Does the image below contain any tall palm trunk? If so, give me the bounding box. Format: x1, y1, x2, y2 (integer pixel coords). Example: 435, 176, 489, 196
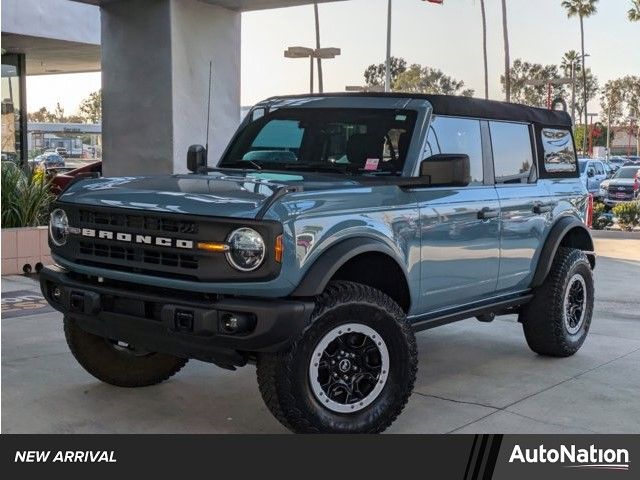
501, 0, 511, 102
314, 3, 323, 93
480, 0, 488, 99
580, 15, 588, 153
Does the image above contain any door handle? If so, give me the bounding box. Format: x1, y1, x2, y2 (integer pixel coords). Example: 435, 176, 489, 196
477, 207, 499, 220
532, 202, 553, 214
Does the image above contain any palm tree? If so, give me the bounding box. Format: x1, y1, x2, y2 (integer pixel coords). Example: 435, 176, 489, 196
562, 0, 598, 153
480, 0, 489, 99
501, 0, 511, 102
629, 0, 640, 21
561, 50, 581, 124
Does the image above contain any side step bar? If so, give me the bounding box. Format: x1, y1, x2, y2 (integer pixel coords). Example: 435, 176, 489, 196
410, 294, 534, 332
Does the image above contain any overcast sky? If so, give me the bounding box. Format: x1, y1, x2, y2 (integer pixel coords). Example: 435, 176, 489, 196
27, 0, 639, 116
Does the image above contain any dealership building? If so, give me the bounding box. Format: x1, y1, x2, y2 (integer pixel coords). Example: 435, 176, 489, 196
2, 0, 343, 174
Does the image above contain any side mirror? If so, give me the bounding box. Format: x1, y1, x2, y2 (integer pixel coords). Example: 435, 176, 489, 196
420, 154, 471, 187
187, 144, 207, 173
587, 168, 595, 178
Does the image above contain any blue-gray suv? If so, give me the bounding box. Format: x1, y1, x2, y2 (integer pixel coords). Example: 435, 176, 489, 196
41, 93, 596, 433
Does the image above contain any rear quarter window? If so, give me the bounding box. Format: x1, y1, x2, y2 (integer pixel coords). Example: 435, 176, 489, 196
539, 127, 578, 177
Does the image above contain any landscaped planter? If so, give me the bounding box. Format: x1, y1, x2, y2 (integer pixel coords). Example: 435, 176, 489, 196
1, 227, 52, 275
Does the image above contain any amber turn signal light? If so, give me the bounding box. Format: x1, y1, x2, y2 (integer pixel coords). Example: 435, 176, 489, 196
197, 242, 230, 253
275, 235, 284, 263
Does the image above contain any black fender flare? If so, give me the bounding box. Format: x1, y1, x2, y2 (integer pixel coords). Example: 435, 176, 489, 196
530, 216, 595, 288
291, 237, 408, 297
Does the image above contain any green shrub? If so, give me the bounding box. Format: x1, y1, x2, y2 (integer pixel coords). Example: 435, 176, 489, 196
1, 162, 54, 229
612, 200, 640, 231
592, 202, 608, 230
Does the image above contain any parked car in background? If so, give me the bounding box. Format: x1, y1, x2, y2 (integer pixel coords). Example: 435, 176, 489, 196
579, 159, 608, 199
50, 161, 102, 195
45, 147, 68, 157
601, 165, 640, 207
609, 156, 628, 168
30, 152, 65, 169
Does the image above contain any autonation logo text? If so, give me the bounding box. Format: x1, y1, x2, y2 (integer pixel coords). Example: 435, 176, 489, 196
509, 444, 630, 471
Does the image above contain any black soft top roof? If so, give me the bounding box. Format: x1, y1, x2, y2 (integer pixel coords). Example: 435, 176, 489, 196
267, 92, 573, 128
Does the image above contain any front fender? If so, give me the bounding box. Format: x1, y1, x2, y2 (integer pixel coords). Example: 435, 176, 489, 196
291, 237, 408, 297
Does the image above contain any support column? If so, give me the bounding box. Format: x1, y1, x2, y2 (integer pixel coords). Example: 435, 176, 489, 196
101, 0, 240, 176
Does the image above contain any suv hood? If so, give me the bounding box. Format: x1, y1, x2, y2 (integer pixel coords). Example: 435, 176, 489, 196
602, 178, 636, 189
58, 171, 364, 219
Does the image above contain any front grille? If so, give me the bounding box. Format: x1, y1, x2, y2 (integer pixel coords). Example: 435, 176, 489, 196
79, 209, 199, 235
54, 203, 282, 283
607, 186, 634, 194
79, 241, 198, 270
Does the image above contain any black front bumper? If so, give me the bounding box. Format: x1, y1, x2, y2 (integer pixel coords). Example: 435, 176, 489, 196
40, 265, 314, 368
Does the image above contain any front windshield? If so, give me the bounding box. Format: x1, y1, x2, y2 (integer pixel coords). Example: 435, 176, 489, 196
614, 167, 640, 179
220, 108, 418, 175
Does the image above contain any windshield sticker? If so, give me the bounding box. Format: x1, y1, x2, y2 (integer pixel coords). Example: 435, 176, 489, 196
364, 158, 379, 171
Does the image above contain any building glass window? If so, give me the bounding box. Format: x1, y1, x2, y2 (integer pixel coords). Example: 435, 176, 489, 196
1, 54, 26, 164
490, 121, 535, 184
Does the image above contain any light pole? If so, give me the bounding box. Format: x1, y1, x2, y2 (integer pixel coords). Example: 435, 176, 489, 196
587, 112, 598, 157
384, 1, 444, 93
385, 0, 392, 92
313, 3, 323, 93
284, 46, 341, 94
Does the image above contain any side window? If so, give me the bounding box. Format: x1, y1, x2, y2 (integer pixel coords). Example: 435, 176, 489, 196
424, 116, 483, 185
489, 121, 535, 184
541, 128, 577, 173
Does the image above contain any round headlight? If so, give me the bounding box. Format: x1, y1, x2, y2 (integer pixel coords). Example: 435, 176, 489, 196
225, 228, 265, 272
49, 209, 69, 246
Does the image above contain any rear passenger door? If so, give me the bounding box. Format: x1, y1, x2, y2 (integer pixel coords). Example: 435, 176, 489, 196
488, 120, 551, 293
415, 116, 501, 312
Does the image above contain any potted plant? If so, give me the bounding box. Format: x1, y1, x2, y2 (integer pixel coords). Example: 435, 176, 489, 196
1, 162, 55, 275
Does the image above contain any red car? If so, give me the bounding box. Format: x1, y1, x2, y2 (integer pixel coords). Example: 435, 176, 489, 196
51, 161, 102, 195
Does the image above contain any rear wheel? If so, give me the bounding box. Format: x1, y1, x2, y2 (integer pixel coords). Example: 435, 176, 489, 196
64, 318, 188, 387
520, 248, 594, 357
257, 281, 417, 433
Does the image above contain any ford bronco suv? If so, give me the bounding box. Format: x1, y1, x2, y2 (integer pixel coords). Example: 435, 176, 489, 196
41, 93, 595, 434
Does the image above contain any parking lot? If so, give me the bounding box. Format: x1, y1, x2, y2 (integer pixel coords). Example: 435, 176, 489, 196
2, 234, 639, 434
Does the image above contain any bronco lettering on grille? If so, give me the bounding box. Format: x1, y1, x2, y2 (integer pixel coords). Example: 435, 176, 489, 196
78, 228, 194, 250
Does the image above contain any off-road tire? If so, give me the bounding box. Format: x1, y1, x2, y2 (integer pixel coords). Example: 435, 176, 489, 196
64, 317, 188, 387
520, 248, 594, 357
256, 281, 418, 434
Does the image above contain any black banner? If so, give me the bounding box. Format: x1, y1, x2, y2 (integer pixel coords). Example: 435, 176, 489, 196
1, 435, 637, 478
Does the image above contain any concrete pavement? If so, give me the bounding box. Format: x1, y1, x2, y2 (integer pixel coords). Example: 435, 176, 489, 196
2, 246, 639, 433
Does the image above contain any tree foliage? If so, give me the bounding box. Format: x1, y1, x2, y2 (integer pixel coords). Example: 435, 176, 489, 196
78, 90, 102, 124
501, 56, 598, 112
364, 57, 407, 88
628, 0, 640, 21
393, 65, 474, 96
27, 90, 102, 124
600, 76, 640, 126
561, 0, 598, 19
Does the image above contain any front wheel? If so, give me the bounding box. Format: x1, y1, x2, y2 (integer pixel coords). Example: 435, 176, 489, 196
520, 248, 594, 357
257, 281, 417, 433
